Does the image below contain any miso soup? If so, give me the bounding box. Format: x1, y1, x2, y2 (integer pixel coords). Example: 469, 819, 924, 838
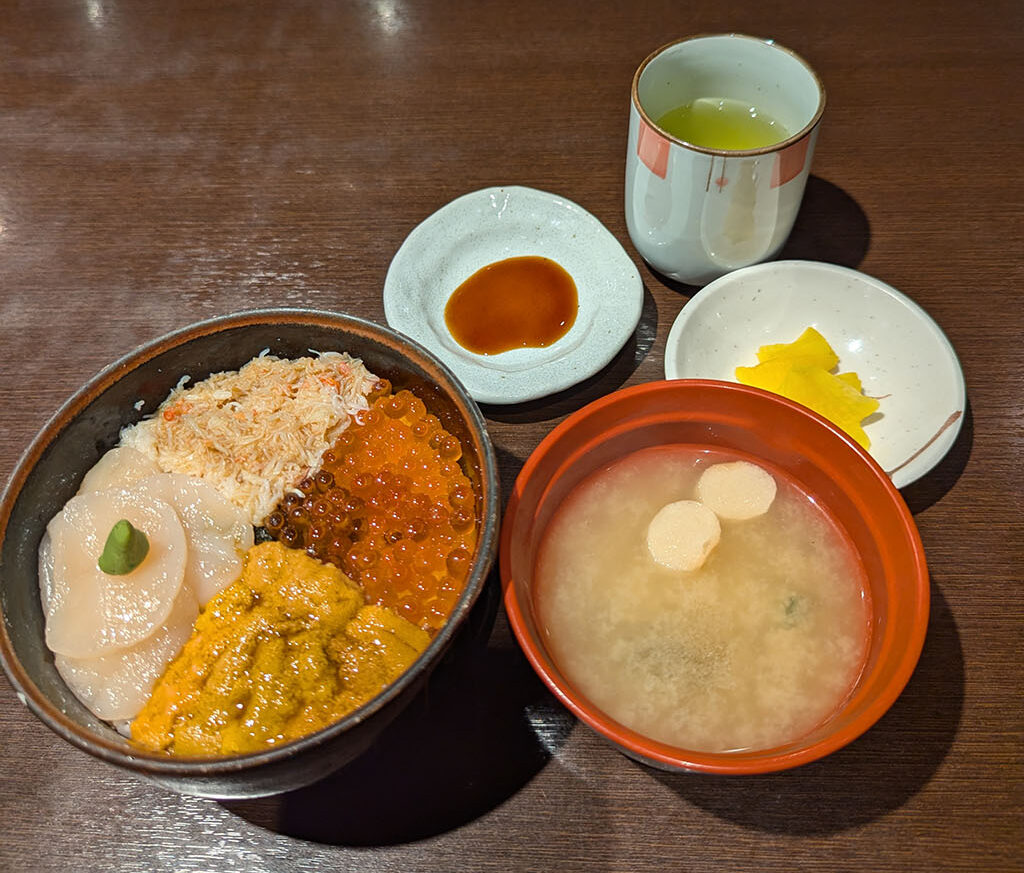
536, 445, 870, 753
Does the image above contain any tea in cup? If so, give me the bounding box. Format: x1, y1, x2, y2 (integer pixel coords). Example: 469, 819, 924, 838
625, 34, 825, 285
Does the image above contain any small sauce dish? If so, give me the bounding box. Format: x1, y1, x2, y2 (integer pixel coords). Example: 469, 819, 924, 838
384, 186, 643, 405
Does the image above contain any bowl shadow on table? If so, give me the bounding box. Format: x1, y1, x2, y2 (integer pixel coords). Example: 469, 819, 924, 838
648, 582, 963, 835
899, 399, 973, 515
481, 282, 659, 426
221, 563, 574, 846
776, 175, 872, 268
491, 444, 530, 519
646, 175, 872, 298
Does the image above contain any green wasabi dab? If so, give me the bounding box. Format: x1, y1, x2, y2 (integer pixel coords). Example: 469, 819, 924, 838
97, 519, 150, 575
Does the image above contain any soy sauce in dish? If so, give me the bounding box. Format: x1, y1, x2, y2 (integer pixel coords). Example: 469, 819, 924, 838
444, 256, 578, 355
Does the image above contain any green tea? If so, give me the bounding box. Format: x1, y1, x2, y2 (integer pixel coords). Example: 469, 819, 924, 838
655, 97, 789, 150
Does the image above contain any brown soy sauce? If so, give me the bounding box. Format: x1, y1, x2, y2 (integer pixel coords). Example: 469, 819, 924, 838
443, 255, 578, 355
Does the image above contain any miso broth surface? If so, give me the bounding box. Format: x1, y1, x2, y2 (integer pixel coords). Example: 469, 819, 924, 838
536, 445, 869, 753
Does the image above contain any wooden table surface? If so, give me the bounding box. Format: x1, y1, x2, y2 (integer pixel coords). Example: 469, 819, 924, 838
1, 1, 1021, 870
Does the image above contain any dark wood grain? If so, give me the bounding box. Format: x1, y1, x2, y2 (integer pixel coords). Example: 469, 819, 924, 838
1, 1, 1021, 871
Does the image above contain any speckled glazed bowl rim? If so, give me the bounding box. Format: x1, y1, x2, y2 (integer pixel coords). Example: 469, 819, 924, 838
500, 379, 929, 775
0, 308, 500, 779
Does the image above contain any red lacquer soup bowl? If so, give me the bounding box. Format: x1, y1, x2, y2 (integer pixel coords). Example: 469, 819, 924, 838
500, 380, 928, 774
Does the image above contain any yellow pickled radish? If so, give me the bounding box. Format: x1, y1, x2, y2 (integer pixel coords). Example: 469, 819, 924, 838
756, 326, 839, 369
735, 327, 880, 449
735, 358, 792, 393
836, 371, 863, 392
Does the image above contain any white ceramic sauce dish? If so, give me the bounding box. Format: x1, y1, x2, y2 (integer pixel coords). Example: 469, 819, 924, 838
384, 186, 644, 405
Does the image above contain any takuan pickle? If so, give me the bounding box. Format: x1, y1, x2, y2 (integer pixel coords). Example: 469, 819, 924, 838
735, 327, 880, 449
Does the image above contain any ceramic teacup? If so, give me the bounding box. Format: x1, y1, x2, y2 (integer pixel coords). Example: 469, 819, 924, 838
625, 34, 825, 285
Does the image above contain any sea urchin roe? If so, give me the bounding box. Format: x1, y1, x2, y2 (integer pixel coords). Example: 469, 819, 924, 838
130, 541, 430, 756
267, 387, 478, 632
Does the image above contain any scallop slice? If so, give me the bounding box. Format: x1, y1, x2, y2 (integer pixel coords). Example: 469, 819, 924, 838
696, 460, 777, 521
646, 499, 721, 572
38, 531, 55, 615
44, 490, 187, 658
54, 584, 199, 721
135, 473, 254, 605
77, 447, 162, 495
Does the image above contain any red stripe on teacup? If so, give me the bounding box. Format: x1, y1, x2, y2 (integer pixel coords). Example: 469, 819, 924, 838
637, 118, 670, 179
771, 135, 810, 188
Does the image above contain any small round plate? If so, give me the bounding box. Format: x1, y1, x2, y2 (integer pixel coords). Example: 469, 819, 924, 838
664, 260, 966, 488
383, 186, 643, 405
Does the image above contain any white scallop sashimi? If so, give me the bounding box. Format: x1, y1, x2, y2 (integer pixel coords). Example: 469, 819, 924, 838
44, 490, 187, 658
135, 473, 253, 605
38, 531, 54, 615
77, 446, 162, 495
54, 584, 199, 721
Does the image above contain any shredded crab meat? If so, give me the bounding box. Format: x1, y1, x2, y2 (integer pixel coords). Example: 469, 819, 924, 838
120, 352, 377, 525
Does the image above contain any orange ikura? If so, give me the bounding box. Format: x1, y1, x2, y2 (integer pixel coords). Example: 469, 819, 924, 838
265, 381, 477, 632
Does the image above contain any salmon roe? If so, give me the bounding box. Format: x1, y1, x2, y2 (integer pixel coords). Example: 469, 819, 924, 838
264, 382, 478, 632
